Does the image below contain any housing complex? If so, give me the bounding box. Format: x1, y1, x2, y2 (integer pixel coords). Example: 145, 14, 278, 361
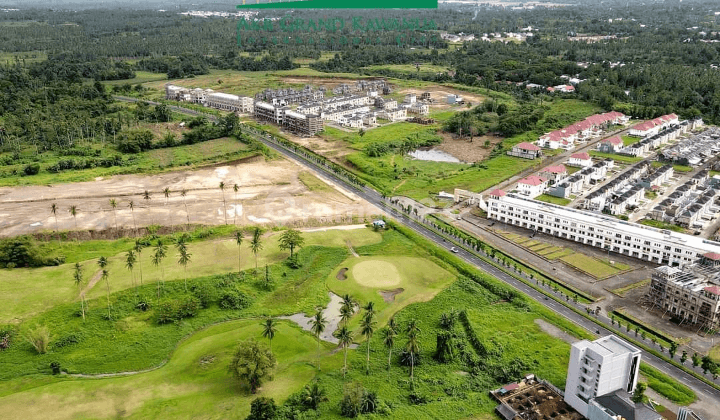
164, 78, 428, 136
535, 112, 629, 151
485, 192, 720, 266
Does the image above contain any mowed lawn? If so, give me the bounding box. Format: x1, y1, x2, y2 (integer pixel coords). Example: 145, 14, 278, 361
0, 320, 332, 420
326, 255, 456, 332
0, 227, 382, 323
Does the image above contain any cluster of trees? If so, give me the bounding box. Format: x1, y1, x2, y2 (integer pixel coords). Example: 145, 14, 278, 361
364, 130, 441, 157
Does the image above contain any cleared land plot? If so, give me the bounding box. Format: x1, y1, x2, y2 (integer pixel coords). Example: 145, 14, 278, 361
0, 158, 377, 238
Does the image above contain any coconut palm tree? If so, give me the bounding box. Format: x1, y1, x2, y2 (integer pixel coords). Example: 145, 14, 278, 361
310, 309, 326, 353
109, 198, 118, 233
233, 183, 240, 225
405, 319, 421, 384
250, 227, 263, 272
163, 187, 173, 231
142, 190, 152, 225
97, 256, 111, 320
335, 326, 354, 378
152, 239, 168, 297
176, 236, 191, 291
340, 304, 354, 327
341, 294, 356, 311
219, 181, 228, 225
235, 230, 244, 273
382, 326, 396, 370
125, 249, 137, 295
69, 205, 78, 229
127, 200, 137, 235
180, 189, 190, 229
261, 318, 278, 354
302, 383, 328, 410
133, 239, 144, 285
73, 262, 85, 320
360, 311, 376, 374
363, 301, 376, 318
50, 203, 59, 235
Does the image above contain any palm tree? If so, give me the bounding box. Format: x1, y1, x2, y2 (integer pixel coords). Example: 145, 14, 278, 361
143, 190, 152, 225
50, 203, 59, 235
360, 312, 376, 375
180, 189, 190, 229
233, 183, 240, 225
310, 309, 327, 353
69, 205, 78, 229
363, 301, 376, 318
152, 239, 168, 297
219, 181, 228, 225
302, 383, 328, 410
73, 262, 85, 320
382, 327, 396, 370
341, 294, 356, 311
125, 249, 137, 295
128, 200, 137, 234
97, 256, 111, 320
250, 227, 263, 272
335, 326, 354, 378
261, 318, 278, 353
109, 198, 118, 232
163, 187, 173, 231
405, 319, 421, 384
235, 230, 244, 273
340, 304, 354, 327
176, 236, 191, 291
134, 239, 144, 285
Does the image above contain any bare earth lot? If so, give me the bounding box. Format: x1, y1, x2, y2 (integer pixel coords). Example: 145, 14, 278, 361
0, 158, 379, 237
436, 131, 505, 163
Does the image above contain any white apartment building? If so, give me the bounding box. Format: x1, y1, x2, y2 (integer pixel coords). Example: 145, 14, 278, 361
206, 92, 254, 113
565, 335, 641, 417
486, 193, 720, 266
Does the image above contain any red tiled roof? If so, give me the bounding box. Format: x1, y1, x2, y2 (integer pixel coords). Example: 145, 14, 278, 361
516, 142, 540, 151
703, 252, 720, 261
546, 87, 555, 92
542, 164, 567, 174
632, 121, 656, 132
489, 189, 506, 197
704, 286, 720, 296
518, 175, 548, 186
602, 136, 624, 145
502, 383, 520, 391
570, 152, 591, 160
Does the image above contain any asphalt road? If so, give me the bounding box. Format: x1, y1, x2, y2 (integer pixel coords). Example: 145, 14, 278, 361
242, 127, 720, 406
113, 96, 719, 406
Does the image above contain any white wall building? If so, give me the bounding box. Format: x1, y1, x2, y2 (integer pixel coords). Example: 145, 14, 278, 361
485, 193, 720, 265
565, 335, 641, 418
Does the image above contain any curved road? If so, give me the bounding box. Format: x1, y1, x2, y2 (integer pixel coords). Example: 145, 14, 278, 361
114, 96, 719, 408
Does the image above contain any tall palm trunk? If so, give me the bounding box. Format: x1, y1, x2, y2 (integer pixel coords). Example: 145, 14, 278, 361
388, 347, 392, 370
344, 345, 348, 378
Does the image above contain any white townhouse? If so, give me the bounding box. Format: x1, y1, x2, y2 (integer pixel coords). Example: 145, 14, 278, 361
485, 193, 720, 266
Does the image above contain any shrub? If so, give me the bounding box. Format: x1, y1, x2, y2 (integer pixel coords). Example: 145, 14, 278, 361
340, 383, 376, 418
399, 349, 422, 367
154, 295, 201, 324
54, 334, 81, 349
218, 288, 252, 310
0, 236, 64, 268
23, 163, 40, 175
50, 361, 62, 375
136, 298, 151, 312
25, 325, 51, 354
0, 325, 14, 350
190, 282, 216, 307
408, 392, 428, 405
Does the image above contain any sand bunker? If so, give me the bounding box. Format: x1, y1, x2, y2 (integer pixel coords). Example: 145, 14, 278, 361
336, 267, 348, 281
379, 288, 405, 303
352, 260, 401, 287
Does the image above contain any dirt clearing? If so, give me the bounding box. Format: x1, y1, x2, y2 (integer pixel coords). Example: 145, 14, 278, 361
0, 158, 379, 237
436, 132, 505, 163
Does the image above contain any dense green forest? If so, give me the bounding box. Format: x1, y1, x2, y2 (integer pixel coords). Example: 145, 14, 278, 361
1, 0, 720, 159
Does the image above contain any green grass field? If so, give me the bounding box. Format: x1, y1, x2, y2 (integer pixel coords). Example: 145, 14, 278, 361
326, 255, 455, 332
101, 70, 168, 86
589, 151, 644, 164
611, 279, 650, 297
535, 194, 571, 206
0, 228, 382, 324
0, 137, 258, 187
710, 343, 720, 363
639, 219, 687, 233
560, 253, 625, 278
0, 320, 327, 420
